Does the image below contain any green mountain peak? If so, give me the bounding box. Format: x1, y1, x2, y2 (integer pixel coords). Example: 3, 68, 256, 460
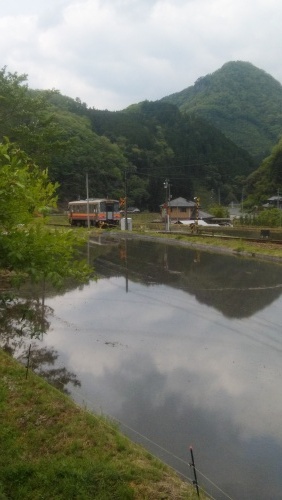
161, 60, 282, 161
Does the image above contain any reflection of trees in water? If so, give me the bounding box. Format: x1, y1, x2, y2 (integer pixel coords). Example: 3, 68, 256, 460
17, 344, 81, 395
0, 292, 51, 342
92, 238, 282, 318
0, 291, 81, 394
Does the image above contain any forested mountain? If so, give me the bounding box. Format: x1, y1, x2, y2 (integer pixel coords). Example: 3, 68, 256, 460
3, 64, 282, 211
0, 69, 128, 205
161, 61, 282, 162
0, 67, 256, 209
85, 101, 255, 208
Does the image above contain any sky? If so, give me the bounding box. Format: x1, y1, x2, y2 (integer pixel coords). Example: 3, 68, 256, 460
1, 0, 282, 111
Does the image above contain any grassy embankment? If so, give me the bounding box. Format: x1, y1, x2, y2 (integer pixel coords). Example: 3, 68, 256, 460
127, 212, 282, 259
49, 212, 282, 261
0, 349, 202, 499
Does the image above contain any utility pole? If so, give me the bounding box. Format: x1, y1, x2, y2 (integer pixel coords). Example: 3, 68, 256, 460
163, 179, 170, 231
124, 170, 128, 230
86, 171, 90, 229
278, 188, 282, 227
194, 197, 200, 228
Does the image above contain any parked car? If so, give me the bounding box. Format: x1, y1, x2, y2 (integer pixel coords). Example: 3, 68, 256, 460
126, 207, 140, 213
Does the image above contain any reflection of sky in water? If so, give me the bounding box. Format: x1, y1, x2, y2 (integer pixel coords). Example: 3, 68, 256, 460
43, 270, 282, 500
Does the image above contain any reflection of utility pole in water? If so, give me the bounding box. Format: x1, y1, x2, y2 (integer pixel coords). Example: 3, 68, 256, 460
85, 225, 90, 265
125, 238, 128, 292
162, 248, 183, 275
41, 280, 46, 341
163, 247, 169, 270
119, 238, 128, 292
193, 251, 200, 263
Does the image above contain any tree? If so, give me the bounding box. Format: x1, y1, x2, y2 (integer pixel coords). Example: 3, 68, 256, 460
256, 208, 281, 227
127, 174, 149, 207
0, 67, 66, 168
0, 67, 30, 140
0, 140, 92, 287
0, 139, 58, 229
245, 137, 282, 207
208, 204, 230, 218
41, 110, 129, 202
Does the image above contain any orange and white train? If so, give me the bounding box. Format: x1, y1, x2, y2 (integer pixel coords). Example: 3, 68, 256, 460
68, 198, 121, 227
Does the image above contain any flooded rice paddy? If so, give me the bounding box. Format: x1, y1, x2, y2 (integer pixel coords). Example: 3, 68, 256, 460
2, 235, 282, 500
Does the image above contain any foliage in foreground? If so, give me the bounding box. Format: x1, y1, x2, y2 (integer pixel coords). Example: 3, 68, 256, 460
0, 140, 93, 287
0, 350, 199, 499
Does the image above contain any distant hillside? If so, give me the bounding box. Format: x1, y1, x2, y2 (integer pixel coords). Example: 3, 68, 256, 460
161, 61, 282, 161
245, 135, 282, 205
87, 100, 255, 208
0, 66, 256, 210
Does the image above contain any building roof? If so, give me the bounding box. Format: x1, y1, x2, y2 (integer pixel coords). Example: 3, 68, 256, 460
168, 197, 195, 207
199, 210, 213, 219
267, 196, 282, 202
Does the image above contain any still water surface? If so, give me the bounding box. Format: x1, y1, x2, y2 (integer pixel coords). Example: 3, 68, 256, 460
5, 236, 282, 499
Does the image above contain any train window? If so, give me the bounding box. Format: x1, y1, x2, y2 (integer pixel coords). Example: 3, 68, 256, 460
100, 202, 106, 211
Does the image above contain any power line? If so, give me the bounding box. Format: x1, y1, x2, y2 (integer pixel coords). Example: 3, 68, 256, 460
51, 371, 233, 500
16, 330, 237, 500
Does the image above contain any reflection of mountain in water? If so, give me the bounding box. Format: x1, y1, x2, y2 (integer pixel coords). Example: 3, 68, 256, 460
92, 237, 282, 319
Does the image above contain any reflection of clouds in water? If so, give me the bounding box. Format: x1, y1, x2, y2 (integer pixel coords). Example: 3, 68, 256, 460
40, 247, 282, 500
44, 276, 282, 446
67, 351, 282, 500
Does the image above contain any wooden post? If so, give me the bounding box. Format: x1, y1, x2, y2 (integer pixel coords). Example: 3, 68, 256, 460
25, 344, 32, 379
189, 446, 200, 497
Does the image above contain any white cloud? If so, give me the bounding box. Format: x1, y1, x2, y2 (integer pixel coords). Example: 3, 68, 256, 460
37, 275, 282, 444
1, 0, 282, 109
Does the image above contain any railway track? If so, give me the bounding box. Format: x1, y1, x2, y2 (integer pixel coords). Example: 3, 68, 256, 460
48, 222, 282, 246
